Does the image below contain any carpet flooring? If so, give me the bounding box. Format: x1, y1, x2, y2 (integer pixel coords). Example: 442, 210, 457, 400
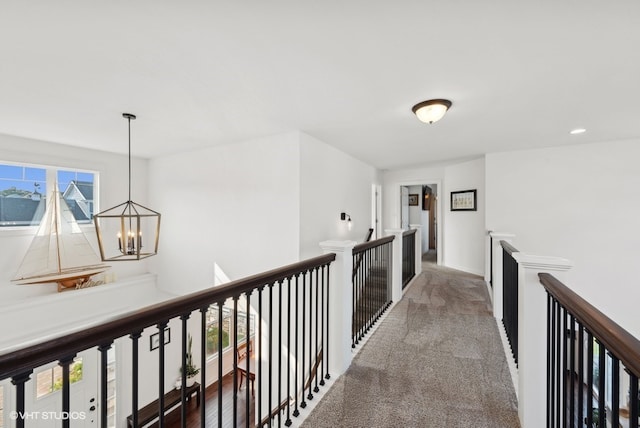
301, 258, 520, 428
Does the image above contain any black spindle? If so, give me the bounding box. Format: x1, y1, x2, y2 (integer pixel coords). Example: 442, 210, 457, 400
98, 342, 113, 428
60, 355, 74, 428
325, 264, 331, 381
130, 330, 142, 428
286, 276, 293, 426
586, 332, 594, 428
597, 343, 605, 428
11, 371, 32, 428
314, 267, 320, 393
199, 307, 208, 428
217, 302, 223, 428
307, 269, 314, 401
157, 321, 168, 428
233, 297, 239, 428
293, 275, 300, 417
300, 273, 307, 409
630, 372, 638, 428
611, 355, 620, 428
180, 314, 190, 428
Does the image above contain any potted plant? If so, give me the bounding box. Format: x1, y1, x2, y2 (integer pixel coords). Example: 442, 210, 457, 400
180, 333, 200, 387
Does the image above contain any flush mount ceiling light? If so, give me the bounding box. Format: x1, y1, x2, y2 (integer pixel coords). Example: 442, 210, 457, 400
412, 99, 452, 124
569, 128, 587, 135
93, 113, 161, 261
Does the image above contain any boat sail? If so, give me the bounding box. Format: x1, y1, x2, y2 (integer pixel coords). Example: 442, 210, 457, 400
13, 188, 110, 292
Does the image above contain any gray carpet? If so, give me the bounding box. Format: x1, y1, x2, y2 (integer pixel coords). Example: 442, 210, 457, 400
301, 261, 520, 428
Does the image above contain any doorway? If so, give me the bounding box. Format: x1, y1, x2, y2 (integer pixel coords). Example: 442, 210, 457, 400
398, 181, 441, 265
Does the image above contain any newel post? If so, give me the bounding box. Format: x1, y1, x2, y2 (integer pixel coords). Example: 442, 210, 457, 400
489, 232, 515, 320
409, 224, 423, 276
385, 229, 404, 303
512, 253, 572, 428
319, 240, 357, 377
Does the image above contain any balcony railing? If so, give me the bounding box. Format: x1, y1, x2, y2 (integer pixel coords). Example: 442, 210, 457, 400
540, 273, 640, 428
489, 231, 640, 428
401, 229, 417, 289
0, 254, 335, 428
501, 240, 519, 366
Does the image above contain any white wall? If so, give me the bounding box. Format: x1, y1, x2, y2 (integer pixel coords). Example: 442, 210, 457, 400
298, 133, 380, 259
0, 133, 149, 303
443, 158, 485, 275
148, 133, 301, 295
486, 140, 640, 337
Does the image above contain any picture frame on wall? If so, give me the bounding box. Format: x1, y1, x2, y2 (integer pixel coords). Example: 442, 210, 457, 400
450, 189, 477, 211
408, 194, 419, 206
150, 327, 171, 351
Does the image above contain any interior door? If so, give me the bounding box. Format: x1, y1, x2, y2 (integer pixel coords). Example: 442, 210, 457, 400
24, 349, 98, 427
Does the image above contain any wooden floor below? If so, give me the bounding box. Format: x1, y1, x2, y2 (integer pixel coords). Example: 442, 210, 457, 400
151, 373, 255, 428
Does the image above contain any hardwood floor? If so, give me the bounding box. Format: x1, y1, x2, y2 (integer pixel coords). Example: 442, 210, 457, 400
153, 373, 255, 428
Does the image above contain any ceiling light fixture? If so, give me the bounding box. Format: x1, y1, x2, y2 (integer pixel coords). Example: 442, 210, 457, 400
569, 128, 586, 135
94, 113, 161, 261
412, 99, 452, 124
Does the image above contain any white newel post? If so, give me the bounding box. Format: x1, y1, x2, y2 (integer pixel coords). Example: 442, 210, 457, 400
409, 224, 422, 276
489, 232, 515, 320
512, 253, 572, 428
385, 229, 404, 303
319, 240, 357, 377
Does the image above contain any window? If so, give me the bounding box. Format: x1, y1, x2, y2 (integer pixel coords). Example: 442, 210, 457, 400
0, 164, 46, 226
35, 358, 83, 399
0, 162, 96, 227
205, 303, 255, 359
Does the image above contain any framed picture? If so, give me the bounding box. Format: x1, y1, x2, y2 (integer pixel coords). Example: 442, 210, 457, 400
451, 189, 477, 211
408, 194, 419, 206
150, 327, 171, 351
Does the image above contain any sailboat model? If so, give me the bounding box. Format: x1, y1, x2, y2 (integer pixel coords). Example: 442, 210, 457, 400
13, 188, 110, 292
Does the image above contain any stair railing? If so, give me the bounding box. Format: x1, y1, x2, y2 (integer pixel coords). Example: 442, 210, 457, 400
401, 229, 417, 288
351, 235, 394, 347
501, 240, 519, 365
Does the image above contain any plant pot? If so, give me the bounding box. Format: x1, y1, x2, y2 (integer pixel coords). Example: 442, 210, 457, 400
186, 376, 196, 387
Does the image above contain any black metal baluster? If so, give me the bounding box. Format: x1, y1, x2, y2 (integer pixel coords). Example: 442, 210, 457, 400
157, 321, 168, 428
569, 315, 575, 428
586, 332, 594, 428
307, 268, 314, 401
562, 307, 567, 428
217, 302, 223, 428
293, 274, 300, 417
233, 296, 239, 428
98, 342, 113, 428
130, 330, 142, 428
278, 279, 284, 427
314, 267, 320, 394
547, 293, 553, 428
325, 264, 331, 381
611, 354, 620, 428
577, 324, 584, 428
269, 282, 274, 425
319, 265, 325, 387
597, 341, 605, 428
300, 272, 307, 409
286, 276, 293, 426
60, 355, 74, 428
258, 287, 264, 425
630, 372, 638, 428
199, 306, 208, 428
11, 371, 32, 428
245, 291, 252, 428
555, 303, 562, 428
180, 314, 190, 428
352, 254, 356, 348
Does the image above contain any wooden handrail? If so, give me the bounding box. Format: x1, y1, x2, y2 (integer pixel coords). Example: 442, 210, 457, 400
402, 228, 417, 237
539, 272, 640, 378
500, 240, 519, 255
353, 235, 394, 254
0, 253, 336, 380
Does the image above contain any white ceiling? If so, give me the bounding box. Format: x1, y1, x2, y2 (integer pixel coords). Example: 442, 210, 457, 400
1, 1, 639, 170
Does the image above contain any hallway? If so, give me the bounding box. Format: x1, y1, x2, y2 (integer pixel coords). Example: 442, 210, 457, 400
301, 257, 520, 427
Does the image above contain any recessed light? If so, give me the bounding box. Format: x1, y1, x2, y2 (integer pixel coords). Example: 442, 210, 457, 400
569, 128, 586, 135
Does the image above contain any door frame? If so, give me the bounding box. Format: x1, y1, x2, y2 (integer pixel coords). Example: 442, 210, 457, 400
394, 180, 443, 266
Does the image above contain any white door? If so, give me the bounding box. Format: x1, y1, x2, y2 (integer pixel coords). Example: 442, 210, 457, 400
24, 349, 99, 427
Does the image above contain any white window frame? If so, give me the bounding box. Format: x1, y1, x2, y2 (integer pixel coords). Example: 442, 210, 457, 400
0, 160, 99, 234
